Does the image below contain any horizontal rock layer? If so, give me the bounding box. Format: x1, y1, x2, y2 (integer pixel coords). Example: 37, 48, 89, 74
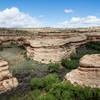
0, 28, 100, 63
64, 54, 100, 88
80, 54, 100, 68
0, 58, 18, 94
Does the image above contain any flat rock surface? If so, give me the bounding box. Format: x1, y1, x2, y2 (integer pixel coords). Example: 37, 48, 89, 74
80, 54, 100, 68
28, 34, 86, 47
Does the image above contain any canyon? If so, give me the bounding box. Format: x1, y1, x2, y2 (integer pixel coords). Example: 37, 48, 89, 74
0, 27, 100, 93
0, 28, 100, 64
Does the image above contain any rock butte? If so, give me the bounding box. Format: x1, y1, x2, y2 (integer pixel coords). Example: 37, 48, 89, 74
0, 58, 18, 94
64, 54, 100, 88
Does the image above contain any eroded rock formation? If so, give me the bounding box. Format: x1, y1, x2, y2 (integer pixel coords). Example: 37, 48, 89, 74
26, 33, 87, 63
0, 28, 100, 64
0, 57, 18, 94
0, 28, 100, 93
64, 54, 100, 88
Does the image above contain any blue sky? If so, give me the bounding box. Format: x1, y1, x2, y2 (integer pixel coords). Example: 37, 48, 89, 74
0, 0, 100, 28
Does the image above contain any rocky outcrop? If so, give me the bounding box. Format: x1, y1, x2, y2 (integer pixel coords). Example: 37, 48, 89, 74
26, 32, 100, 63
0, 28, 100, 64
0, 58, 18, 94
26, 33, 87, 63
64, 54, 100, 88
0, 28, 100, 93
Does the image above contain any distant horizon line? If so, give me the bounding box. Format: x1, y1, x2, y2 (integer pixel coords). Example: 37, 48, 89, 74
0, 26, 100, 29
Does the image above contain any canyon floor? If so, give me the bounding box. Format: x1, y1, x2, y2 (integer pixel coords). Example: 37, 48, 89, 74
0, 44, 69, 100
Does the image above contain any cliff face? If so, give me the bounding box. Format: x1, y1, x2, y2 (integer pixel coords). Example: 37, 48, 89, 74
26, 34, 87, 63
64, 54, 100, 88
0, 28, 100, 64
26, 32, 100, 63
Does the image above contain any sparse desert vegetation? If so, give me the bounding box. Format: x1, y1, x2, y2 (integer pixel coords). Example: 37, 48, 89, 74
0, 27, 100, 100
1, 41, 100, 100
0, 0, 100, 99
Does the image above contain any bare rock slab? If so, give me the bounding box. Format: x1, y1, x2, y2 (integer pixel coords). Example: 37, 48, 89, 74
80, 54, 100, 68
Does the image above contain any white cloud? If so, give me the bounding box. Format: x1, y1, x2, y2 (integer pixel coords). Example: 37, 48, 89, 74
0, 7, 42, 28
64, 9, 73, 13
0, 7, 100, 28
53, 16, 100, 28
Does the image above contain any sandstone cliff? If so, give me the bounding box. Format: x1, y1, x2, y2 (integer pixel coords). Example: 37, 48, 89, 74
26, 33, 87, 63
0, 28, 100, 64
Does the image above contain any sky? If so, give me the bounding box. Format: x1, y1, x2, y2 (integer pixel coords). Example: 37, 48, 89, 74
0, 0, 100, 28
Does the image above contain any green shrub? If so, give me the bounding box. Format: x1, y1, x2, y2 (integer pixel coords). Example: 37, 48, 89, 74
0, 46, 3, 51
24, 52, 30, 61
86, 42, 100, 51
82, 87, 93, 100
18, 45, 25, 50
30, 78, 44, 89
44, 74, 60, 91
3, 45, 12, 48
70, 52, 92, 60
48, 63, 60, 72
49, 82, 100, 100
37, 82, 100, 100
8, 74, 100, 100
36, 94, 56, 100
70, 53, 80, 60
81, 51, 91, 57
61, 59, 79, 69
30, 89, 41, 99
50, 82, 75, 99
92, 88, 100, 100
